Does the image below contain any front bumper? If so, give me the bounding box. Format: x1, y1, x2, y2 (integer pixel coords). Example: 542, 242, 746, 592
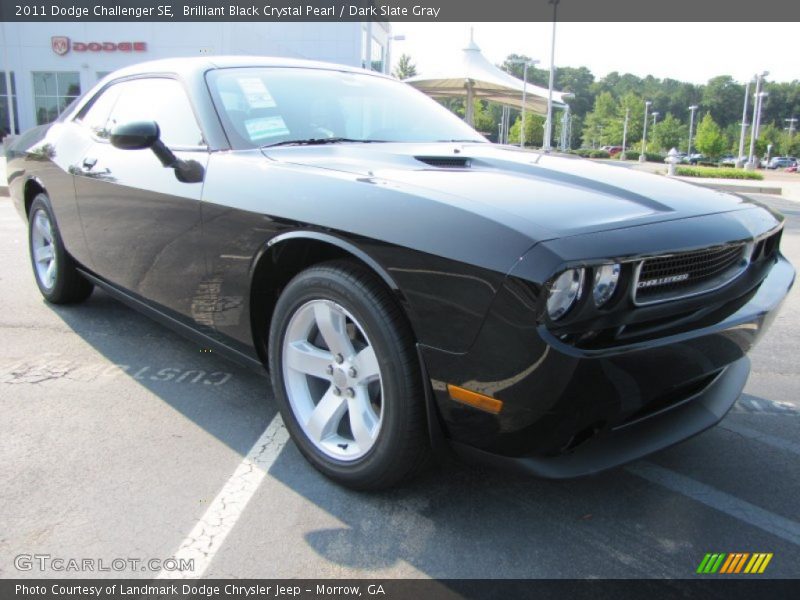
421, 254, 794, 477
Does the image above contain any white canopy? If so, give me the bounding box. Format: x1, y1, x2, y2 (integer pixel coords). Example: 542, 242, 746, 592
405, 36, 566, 125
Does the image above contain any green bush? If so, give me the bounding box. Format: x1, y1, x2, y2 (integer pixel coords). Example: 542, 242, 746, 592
571, 148, 610, 159
622, 151, 663, 162
675, 166, 764, 180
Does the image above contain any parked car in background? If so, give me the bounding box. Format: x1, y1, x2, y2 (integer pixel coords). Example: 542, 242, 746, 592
682, 153, 705, 165
606, 146, 623, 156
768, 156, 798, 169
5, 56, 795, 489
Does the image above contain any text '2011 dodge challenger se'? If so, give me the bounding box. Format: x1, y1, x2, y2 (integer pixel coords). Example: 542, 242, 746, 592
6, 57, 794, 489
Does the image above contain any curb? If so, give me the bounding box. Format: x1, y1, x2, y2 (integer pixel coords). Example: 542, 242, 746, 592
690, 182, 782, 196
671, 177, 783, 196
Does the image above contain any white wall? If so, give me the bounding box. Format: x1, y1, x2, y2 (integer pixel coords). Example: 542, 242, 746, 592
1, 21, 389, 132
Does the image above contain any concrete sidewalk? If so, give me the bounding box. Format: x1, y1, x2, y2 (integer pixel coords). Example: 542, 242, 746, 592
673, 176, 798, 200
623, 160, 800, 203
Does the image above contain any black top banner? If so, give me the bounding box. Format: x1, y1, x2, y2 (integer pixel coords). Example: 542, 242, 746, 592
1, 0, 799, 22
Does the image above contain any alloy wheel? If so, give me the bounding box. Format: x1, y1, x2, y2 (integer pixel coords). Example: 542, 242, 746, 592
31, 209, 57, 291
282, 299, 384, 461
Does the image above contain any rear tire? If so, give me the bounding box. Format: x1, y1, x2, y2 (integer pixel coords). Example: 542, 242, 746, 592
268, 260, 429, 490
28, 193, 93, 304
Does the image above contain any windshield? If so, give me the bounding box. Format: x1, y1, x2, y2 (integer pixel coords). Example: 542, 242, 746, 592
206, 67, 486, 149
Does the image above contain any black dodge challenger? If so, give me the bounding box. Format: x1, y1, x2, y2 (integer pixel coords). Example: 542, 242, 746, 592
6, 57, 794, 489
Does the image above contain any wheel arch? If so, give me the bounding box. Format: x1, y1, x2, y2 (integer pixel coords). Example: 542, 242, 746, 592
23, 177, 48, 218
249, 231, 408, 368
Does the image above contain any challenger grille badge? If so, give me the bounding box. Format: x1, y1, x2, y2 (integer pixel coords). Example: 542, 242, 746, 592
637, 273, 690, 288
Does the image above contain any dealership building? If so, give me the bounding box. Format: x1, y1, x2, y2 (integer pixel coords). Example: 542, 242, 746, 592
0, 21, 394, 135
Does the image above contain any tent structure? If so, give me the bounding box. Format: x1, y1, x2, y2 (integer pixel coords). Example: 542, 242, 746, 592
405, 34, 566, 126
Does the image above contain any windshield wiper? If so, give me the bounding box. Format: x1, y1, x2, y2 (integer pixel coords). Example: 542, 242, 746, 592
262, 137, 387, 148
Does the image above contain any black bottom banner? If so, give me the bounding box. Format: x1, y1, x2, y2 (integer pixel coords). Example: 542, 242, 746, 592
3, 579, 800, 600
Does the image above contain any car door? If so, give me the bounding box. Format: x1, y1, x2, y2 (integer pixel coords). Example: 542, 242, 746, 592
73, 77, 209, 322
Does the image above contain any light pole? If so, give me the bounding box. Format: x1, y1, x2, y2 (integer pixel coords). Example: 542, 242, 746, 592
687, 104, 699, 159
746, 71, 768, 170
1, 21, 16, 136
754, 92, 768, 139
621, 107, 630, 160
639, 101, 651, 162
736, 78, 754, 168
543, 0, 559, 152
747, 90, 769, 169
651, 111, 659, 150
558, 92, 574, 151
507, 58, 540, 148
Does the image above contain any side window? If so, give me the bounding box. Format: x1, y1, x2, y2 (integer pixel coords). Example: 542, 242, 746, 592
78, 85, 122, 139
106, 78, 206, 148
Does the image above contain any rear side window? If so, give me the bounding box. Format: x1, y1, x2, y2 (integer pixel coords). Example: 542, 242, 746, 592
104, 78, 206, 148
78, 85, 122, 139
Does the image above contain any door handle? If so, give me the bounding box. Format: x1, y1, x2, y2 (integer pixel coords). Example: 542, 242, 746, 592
82, 157, 97, 170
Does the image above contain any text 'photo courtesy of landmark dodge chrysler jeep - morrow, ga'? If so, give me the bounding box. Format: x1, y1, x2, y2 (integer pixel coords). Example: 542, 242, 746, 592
6, 56, 795, 489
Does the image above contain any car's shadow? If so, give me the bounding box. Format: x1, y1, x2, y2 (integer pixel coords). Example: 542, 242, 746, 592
49, 289, 800, 579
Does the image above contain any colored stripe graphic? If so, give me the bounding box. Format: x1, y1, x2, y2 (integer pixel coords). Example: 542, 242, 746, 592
696, 553, 713, 574
701, 552, 775, 574
722, 553, 749, 573
734, 553, 750, 573
698, 553, 727, 573
719, 554, 736, 574
758, 553, 773, 573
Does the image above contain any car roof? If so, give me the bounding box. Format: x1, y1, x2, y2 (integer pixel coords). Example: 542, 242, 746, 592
104, 55, 384, 80
63, 55, 394, 127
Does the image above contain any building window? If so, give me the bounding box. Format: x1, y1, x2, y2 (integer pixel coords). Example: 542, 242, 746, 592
370, 37, 385, 73
97, 71, 112, 81
32, 71, 81, 125
361, 27, 368, 69
0, 71, 19, 136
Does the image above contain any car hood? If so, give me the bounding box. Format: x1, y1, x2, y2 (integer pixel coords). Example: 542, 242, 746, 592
262, 142, 757, 238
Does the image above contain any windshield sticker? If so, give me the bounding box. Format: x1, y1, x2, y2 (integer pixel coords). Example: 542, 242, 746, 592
244, 116, 290, 141
237, 77, 277, 109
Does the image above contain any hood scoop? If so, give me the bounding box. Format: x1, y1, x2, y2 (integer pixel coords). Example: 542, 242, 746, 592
415, 156, 471, 169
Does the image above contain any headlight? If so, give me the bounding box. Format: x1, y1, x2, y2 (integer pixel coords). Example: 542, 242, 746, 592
593, 263, 621, 307
547, 268, 584, 320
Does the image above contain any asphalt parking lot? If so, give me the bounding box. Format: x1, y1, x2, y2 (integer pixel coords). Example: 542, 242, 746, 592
0, 193, 798, 580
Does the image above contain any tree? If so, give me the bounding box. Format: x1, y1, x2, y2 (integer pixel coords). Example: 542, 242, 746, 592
471, 100, 495, 135
652, 113, 687, 152
581, 91, 619, 146
392, 54, 417, 80
508, 113, 545, 147
755, 123, 782, 157
694, 113, 726, 158
701, 76, 744, 129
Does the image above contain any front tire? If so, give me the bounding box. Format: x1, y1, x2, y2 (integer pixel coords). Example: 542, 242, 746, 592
268, 260, 429, 490
28, 193, 93, 304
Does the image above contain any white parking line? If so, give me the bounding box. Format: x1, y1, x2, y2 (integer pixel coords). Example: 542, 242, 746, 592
158, 414, 289, 579
626, 462, 800, 547
721, 421, 800, 457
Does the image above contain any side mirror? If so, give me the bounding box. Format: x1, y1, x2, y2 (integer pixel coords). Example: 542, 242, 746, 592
109, 120, 205, 184
109, 121, 160, 150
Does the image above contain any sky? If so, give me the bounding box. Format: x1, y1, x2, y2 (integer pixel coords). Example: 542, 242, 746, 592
389, 22, 799, 84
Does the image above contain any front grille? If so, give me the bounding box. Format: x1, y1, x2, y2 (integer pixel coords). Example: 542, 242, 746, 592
634, 243, 747, 304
